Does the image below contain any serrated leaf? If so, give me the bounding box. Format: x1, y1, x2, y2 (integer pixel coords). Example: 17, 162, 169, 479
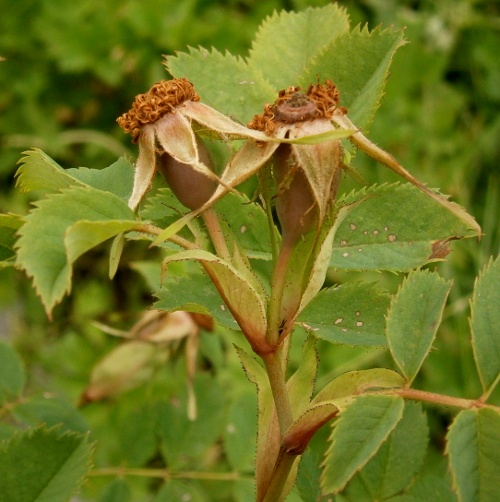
154, 269, 238, 330
446, 408, 500, 502
67, 156, 135, 201
15, 185, 138, 316
0, 213, 23, 264
158, 375, 228, 469
12, 395, 89, 434
223, 391, 258, 472
0, 427, 92, 502
356, 402, 429, 499
470, 255, 500, 396
313, 369, 404, 405
215, 191, 273, 257
331, 183, 478, 272
297, 282, 391, 346
162, 249, 267, 351
296, 448, 323, 502
321, 395, 404, 494
166, 47, 276, 124
249, 5, 350, 91
387, 270, 451, 383
15, 149, 81, 194
0, 341, 26, 404
301, 26, 406, 128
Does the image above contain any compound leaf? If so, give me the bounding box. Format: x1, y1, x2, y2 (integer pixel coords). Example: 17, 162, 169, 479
15, 185, 137, 316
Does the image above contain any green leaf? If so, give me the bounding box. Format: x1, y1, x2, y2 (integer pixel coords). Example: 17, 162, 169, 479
67, 156, 135, 201
162, 249, 267, 350
154, 269, 238, 329
12, 395, 89, 434
446, 408, 500, 502
301, 26, 406, 128
321, 395, 404, 494
0, 427, 92, 502
158, 375, 228, 469
297, 282, 391, 346
470, 255, 500, 396
15, 149, 81, 194
0, 341, 26, 404
387, 270, 451, 383
15, 185, 137, 316
99, 479, 131, 502
248, 5, 350, 91
223, 391, 258, 472
215, 191, 273, 258
331, 184, 477, 272
355, 402, 429, 500
155, 480, 205, 502
166, 47, 276, 124
287, 335, 318, 418
0, 213, 23, 265
296, 448, 323, 502
313, 369, 404, 405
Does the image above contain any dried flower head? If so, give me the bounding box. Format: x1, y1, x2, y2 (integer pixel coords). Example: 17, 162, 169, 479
117, 78, 267, 211
248, 80, 346, 135
117, 78, 200, 143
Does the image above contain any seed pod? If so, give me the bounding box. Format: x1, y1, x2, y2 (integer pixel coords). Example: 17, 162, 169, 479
158, 136, 217, 210
274, 144, 319, 245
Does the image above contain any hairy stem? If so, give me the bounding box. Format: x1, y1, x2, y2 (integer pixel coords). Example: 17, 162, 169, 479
201, 207, 232, 262
89, 467, 245, 481
384, 388, 500, 411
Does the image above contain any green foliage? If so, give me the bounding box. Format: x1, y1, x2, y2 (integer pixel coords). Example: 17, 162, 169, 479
2, 2, 500, 501
387, 270, 451, 383
321, 395, 405, 494
470, 255, 500, 396
447, 408, 500, 502
0, 427, 92, 502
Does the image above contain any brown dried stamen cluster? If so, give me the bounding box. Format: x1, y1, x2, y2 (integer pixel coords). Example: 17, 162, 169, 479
248, 80, 346, 135
117, 78, 200, 142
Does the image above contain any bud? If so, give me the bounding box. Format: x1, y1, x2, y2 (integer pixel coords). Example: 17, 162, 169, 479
273, 144, 319, 245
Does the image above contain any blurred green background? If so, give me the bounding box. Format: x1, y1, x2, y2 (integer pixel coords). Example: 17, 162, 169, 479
1, 0, 499, 500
